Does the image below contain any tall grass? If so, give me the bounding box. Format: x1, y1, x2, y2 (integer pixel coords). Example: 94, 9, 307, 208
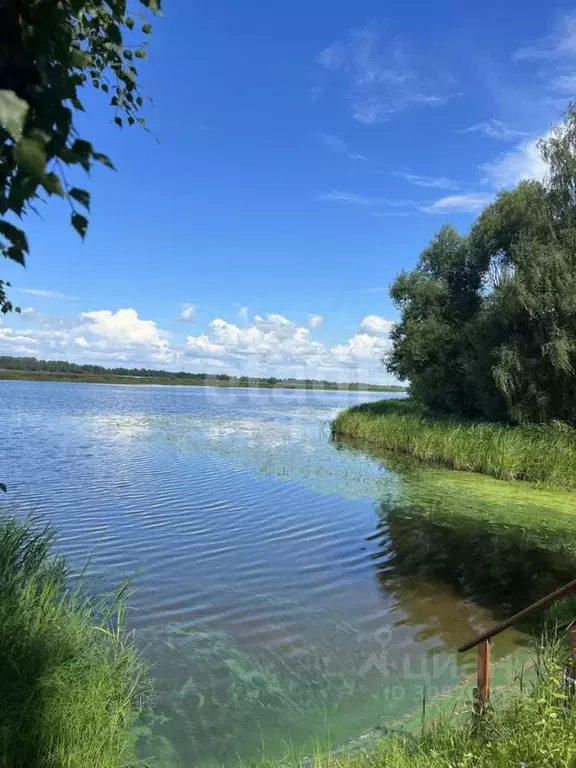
0, 514, 148, 767
332, 399, 576, 490
247, 624, 576, 767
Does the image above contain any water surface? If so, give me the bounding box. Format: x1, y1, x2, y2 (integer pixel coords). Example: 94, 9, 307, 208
1, 381, 574, 766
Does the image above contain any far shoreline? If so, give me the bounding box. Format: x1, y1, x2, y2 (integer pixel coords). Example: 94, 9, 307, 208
0, 369, 405, 394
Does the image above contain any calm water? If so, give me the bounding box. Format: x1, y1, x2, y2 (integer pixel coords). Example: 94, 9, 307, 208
1, 381, 575, 766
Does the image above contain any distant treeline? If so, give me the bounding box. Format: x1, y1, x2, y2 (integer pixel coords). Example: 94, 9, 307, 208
0, 356, 405, 392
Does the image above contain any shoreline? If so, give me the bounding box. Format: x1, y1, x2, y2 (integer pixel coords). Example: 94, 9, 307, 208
331, 398, 576, 491
0, 370, 404, 393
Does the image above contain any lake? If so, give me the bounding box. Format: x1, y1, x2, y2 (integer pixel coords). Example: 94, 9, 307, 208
1, 380, 575, 766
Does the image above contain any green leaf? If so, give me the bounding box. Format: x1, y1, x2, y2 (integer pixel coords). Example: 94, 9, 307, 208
0, 221, 29, 254
69, 187, 90, 211
70, 138, 93, 171
125, 16, 135, 30
5, 245, 25, 265
0, 483, 6, 494
13, 137, 47, 180
134, 48, 148, 59
142, 23, 152, 34
140, 0, 160, 9
0, 90, 29, 141
71, 212, 88, 239
107, 24, 122, 46
114, 116, 123, 127
93, 152, 116, 170
43, 172, 65, 196
70, 49, 91, 68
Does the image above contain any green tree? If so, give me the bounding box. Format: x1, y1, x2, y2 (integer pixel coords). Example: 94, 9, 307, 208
387, 104, 576, 425
0, 0, 160, 314
387, 224, 485, 416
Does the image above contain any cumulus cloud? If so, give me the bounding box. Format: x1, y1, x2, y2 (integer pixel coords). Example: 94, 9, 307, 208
81, 308, 168, 347
0, 308, 399, 383
331, 333, 391, 364
308, 314, 323, 329
482, 135, 548, 188
179, 303, 196, 322
0, 307, 177, 366
360, 315, 394, 335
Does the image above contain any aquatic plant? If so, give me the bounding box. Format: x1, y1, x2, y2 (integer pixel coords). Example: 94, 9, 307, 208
246, 625, 576, 767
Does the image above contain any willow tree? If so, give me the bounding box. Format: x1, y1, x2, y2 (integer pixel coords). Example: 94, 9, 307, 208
387, 105, 576, 425
0, 0, 160, 314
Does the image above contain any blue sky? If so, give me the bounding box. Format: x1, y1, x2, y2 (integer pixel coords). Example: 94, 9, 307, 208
0, 0, 573, 382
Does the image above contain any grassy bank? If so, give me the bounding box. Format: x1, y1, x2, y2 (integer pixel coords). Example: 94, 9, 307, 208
0, 514, 147, 767
0, 368, 402, 392
248, 625, 576, 768
332, 399, 576, 490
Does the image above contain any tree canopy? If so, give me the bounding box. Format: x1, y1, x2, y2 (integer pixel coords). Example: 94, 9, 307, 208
0, 0, 160, 313
387, 105, 576, 425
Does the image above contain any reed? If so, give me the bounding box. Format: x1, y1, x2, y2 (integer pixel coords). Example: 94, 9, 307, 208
0, 514, 148, 767
332, 399, 576, 490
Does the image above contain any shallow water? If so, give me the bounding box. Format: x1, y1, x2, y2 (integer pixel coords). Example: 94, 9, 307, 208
0, 381, 575, 766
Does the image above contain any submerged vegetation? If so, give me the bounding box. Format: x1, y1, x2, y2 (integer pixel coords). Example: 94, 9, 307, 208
248, 624, 576, 768
0, 514, 147, 768
332, 399, 576, 489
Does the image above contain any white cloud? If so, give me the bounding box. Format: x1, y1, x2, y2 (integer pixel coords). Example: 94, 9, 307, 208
318, 189, 415, 208
331, 333, 390, 364
318, 133, 367, 161
514, 12, 576, 60
17, 288, 79, 301
482, 136, 548, 188
0, 308, 399, 383
238, 305, 249, 319
81, 308, 167, 347
318, 22, 451, 124
186, 314, 324, 366
551, 73, 576, 93
179, 303, 196, 322
372, 211, 412, 218
360, 315, 394, 335
422, 193, 495, 214
458, 119, 529, 141
394, 171, 459, 190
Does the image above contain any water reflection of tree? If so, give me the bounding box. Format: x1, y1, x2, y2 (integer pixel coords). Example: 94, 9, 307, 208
369, 505, 576, 653
333, 435, 576, 652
